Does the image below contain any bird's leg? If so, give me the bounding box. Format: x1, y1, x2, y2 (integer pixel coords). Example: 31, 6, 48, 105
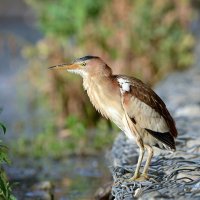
134, 146, 144, 178
127, 141, 144, 181
140, 144, 154, 180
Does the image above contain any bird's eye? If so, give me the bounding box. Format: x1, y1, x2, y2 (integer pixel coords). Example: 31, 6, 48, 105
81, 62, 86, 66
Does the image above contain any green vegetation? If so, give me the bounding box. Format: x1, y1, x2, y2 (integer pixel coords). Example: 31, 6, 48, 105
0, 122, 16, 200
18, 0, 195, 156
27, 0, 108, 39
14, 116, 117, 158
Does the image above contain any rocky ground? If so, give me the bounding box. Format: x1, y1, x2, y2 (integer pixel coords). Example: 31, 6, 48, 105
107, 65, 200, 199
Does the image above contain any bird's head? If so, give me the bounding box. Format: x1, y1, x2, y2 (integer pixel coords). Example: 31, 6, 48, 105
49, 55, 112, 77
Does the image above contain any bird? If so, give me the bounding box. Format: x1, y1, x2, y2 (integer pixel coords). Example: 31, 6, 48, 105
49, 55, 178, 181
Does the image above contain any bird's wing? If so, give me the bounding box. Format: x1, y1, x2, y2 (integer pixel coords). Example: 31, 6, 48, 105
117, 75, 178, 141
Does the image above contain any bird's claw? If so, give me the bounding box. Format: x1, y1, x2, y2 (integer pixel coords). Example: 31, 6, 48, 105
126, 173, 149, 182
126, 173, 140, 182
136, 173, 149, 181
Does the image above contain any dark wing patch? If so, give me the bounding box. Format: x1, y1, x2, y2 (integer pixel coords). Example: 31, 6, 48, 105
116, 75, 178, 138
131, 117, 136, 124
145, 128, 176, 150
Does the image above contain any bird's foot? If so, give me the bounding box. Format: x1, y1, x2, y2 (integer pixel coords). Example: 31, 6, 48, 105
126, 173, 140, 182
136, 173, 149, 181
126, 173, 149, 182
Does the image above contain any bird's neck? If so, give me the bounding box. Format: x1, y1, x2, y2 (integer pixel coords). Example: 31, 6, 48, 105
82, 73, 112, 91
82, 74, 122, 120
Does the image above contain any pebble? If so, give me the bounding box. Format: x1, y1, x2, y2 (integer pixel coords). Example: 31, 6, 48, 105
25, 181, 54, 200
33, 181, 54, 191
134, 188, 143, 197
191, 182, 200, 193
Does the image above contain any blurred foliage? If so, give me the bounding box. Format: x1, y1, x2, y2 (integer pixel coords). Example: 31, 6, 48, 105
0, 122, 16, 200
27, 0, 107, 39
14, 116, 117, 158
20, 0, 195, 155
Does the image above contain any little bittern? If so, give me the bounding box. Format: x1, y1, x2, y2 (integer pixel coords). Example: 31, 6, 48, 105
49, 56, 178, 181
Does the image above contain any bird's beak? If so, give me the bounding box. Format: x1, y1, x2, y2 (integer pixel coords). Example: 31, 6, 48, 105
48, 63, 79, 70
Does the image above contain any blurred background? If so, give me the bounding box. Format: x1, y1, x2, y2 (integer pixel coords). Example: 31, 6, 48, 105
0, 0, 197, 199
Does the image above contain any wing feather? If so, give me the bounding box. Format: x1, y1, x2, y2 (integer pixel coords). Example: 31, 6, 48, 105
116, 75, 178, 138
